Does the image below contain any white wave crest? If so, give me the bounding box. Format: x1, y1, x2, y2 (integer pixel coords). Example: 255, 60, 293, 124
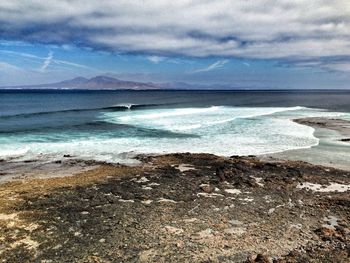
2, 105, 346, 164
0, 147, 30, 158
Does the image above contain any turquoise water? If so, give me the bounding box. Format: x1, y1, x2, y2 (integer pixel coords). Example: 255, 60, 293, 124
0, 90, 349, 163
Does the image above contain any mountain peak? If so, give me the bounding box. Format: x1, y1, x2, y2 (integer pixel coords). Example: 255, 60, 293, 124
59, 77, 88, 85
88, 75, 121, 83
41, 75, 160, 90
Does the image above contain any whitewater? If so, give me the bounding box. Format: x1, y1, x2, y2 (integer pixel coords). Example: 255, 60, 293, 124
0, 99, 347, 164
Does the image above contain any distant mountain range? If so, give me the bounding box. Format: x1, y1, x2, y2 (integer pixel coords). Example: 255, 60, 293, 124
1, 76, 161, 90
0, 75, 248, 90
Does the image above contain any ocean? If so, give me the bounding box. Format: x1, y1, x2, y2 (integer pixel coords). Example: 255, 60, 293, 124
1, 90, 349, 164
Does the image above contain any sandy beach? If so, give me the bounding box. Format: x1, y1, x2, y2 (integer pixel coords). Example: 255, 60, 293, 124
0, 117, 349, 262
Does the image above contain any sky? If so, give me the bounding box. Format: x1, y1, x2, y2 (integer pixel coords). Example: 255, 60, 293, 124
0, 1, 350, 89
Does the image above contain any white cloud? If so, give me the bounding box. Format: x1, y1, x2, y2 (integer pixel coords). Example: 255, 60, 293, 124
0, 61, 22, 72
40, 51, 53, 72
0, 1, 350, 70
192, 60, 229, 73
0, 50, 97, 71
147, 56, 165, 64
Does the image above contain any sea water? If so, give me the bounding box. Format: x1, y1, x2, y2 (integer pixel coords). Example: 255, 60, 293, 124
0, 90, 349, 163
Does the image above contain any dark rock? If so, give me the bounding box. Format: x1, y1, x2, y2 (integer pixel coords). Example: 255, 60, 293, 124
158, 165, 178, 178
199, 184, 214, 193
315, 226, 346, 241
246, 254, 270, 263
255, 254, 270, 263
215, 166, 227, 181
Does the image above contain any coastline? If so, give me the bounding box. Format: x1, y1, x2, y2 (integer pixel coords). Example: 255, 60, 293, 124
1, 116, 349, 186
0, 117, 349, 262
265, 117, 350, 171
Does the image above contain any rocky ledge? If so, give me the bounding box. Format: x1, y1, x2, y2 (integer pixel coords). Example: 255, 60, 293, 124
0, 153, 349, 262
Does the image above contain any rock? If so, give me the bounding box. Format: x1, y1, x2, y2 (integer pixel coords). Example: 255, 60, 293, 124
229, 219, 243, 226
136, 176, 149, 183
315, 226, 345, 241
246, 255, 255, 263
139, 249, 156, 262
164, 225, 184, 235
141, 200, 153, 205
224, 189, 241, 194
195, 228, 214, 239
158, 165, 178, 178
183, 218, 197, 223
246, 254, 270, 263
216, 166, 227, 181
199, 183, 214, 193
224, 227, 246, 235
2, 152, 350, 262
255, 254, 270, 263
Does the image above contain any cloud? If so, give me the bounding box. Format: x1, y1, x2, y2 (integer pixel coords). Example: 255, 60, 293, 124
40, 51, 53, 72
147, 56, 165, 64
0, 1, 350, 70
0, 61, 22, 72
290, 57, 350, 73
0, 49, 97, 71
192, 59, 229, 73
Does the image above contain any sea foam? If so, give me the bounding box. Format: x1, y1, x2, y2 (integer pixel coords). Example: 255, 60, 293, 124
0, 106, 345, 163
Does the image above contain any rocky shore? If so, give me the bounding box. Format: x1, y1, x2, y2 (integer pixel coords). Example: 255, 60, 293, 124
0, 153, 349, 262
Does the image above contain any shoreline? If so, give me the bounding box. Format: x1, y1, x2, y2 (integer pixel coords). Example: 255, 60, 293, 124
0, 117, 349, 262
1, 117, 349, 185
265, 117, 350, 171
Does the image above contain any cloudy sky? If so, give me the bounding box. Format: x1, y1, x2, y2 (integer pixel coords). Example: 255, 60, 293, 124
0, 0, 349, 88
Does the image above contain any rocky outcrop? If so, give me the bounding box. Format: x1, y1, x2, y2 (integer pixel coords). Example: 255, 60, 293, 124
0, 153, 349, 262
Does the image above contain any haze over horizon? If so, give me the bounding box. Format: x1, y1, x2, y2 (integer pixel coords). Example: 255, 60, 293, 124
1, 1, 350, 89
